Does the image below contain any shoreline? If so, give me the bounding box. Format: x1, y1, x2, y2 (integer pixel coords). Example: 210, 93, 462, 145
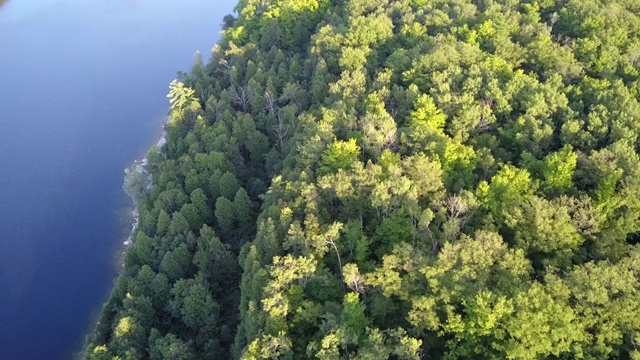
120, 123, 168, 260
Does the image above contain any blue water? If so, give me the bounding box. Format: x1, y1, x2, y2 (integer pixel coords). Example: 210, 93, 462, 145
0, 1, 235, 358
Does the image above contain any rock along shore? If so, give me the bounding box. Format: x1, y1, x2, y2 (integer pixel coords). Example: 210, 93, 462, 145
122, 125, 168, 250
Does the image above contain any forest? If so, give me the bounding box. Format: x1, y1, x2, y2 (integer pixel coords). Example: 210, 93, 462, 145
85, 0, 640, 358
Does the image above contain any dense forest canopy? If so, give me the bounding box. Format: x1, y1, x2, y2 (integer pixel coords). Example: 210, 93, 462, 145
86, 0, 640, 358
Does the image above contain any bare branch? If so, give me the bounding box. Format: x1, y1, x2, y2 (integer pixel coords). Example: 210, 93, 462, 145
229, 85, 252, 112
272, 109, 289, 150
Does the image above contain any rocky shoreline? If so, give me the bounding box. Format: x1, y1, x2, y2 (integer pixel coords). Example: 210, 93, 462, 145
122, 127, 167, 250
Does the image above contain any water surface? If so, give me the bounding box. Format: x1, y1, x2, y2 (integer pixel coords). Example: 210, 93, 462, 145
0, 1, 235, 358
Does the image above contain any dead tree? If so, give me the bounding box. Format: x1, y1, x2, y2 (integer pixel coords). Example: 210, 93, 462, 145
264, 91, 278, 117
272, 108, 289, 150
229, 85, 252, 112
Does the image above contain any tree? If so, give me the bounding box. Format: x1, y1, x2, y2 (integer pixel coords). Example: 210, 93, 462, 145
215, 196, 236, 232
180, 203, 204, 233
179, 282, 220, 329
234, 188, 253, 225
360, 93, 398, 159
222, 14, 236, 31
220, 171, 241, 200
194, 226, 236, 285
563, 249, 640, 358
402, 90, 448, 154
167, 80, 197, 111
123, 164, 148, 207
497, 283, 585, 359
159, 244, 192, 282
505, 196, 584, 269
190, 188, 213, 227
149, 330, 196, 360
476, 165, 537, 222
318, 139, 360, 176
88, 1, 640, 359
541, 144, 577, 195
156, 210, 170, 237
168, 211, 190, 236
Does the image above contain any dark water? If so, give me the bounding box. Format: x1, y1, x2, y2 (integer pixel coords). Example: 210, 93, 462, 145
0, 1, 235, 358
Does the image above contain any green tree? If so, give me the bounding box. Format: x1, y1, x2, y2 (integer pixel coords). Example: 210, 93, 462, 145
159, 244, 192, 282
234, 188, 254, 225
505, 196, 584, 268
149, 330, 196, 360
123, 165, 148, 207
318, 139, 360, 176
215, 196, 236, 232
220, 171, 241, 200
178, 282, 220, 329
477, 165, 537, 222
541, 145, 578, 195
563, 248, 640, 358
190, 188, 213, 227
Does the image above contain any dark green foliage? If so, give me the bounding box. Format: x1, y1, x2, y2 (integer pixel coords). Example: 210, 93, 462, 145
86, 0, 640, 359
220, 171, 241, 200
233, 188, 253, 225
215, 196, 236, 233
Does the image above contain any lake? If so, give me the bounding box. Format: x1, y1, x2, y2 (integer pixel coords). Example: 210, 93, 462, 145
0, 0, 236, 358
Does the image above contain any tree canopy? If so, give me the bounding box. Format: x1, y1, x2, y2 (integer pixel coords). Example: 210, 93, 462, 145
85, 0, 640, 359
